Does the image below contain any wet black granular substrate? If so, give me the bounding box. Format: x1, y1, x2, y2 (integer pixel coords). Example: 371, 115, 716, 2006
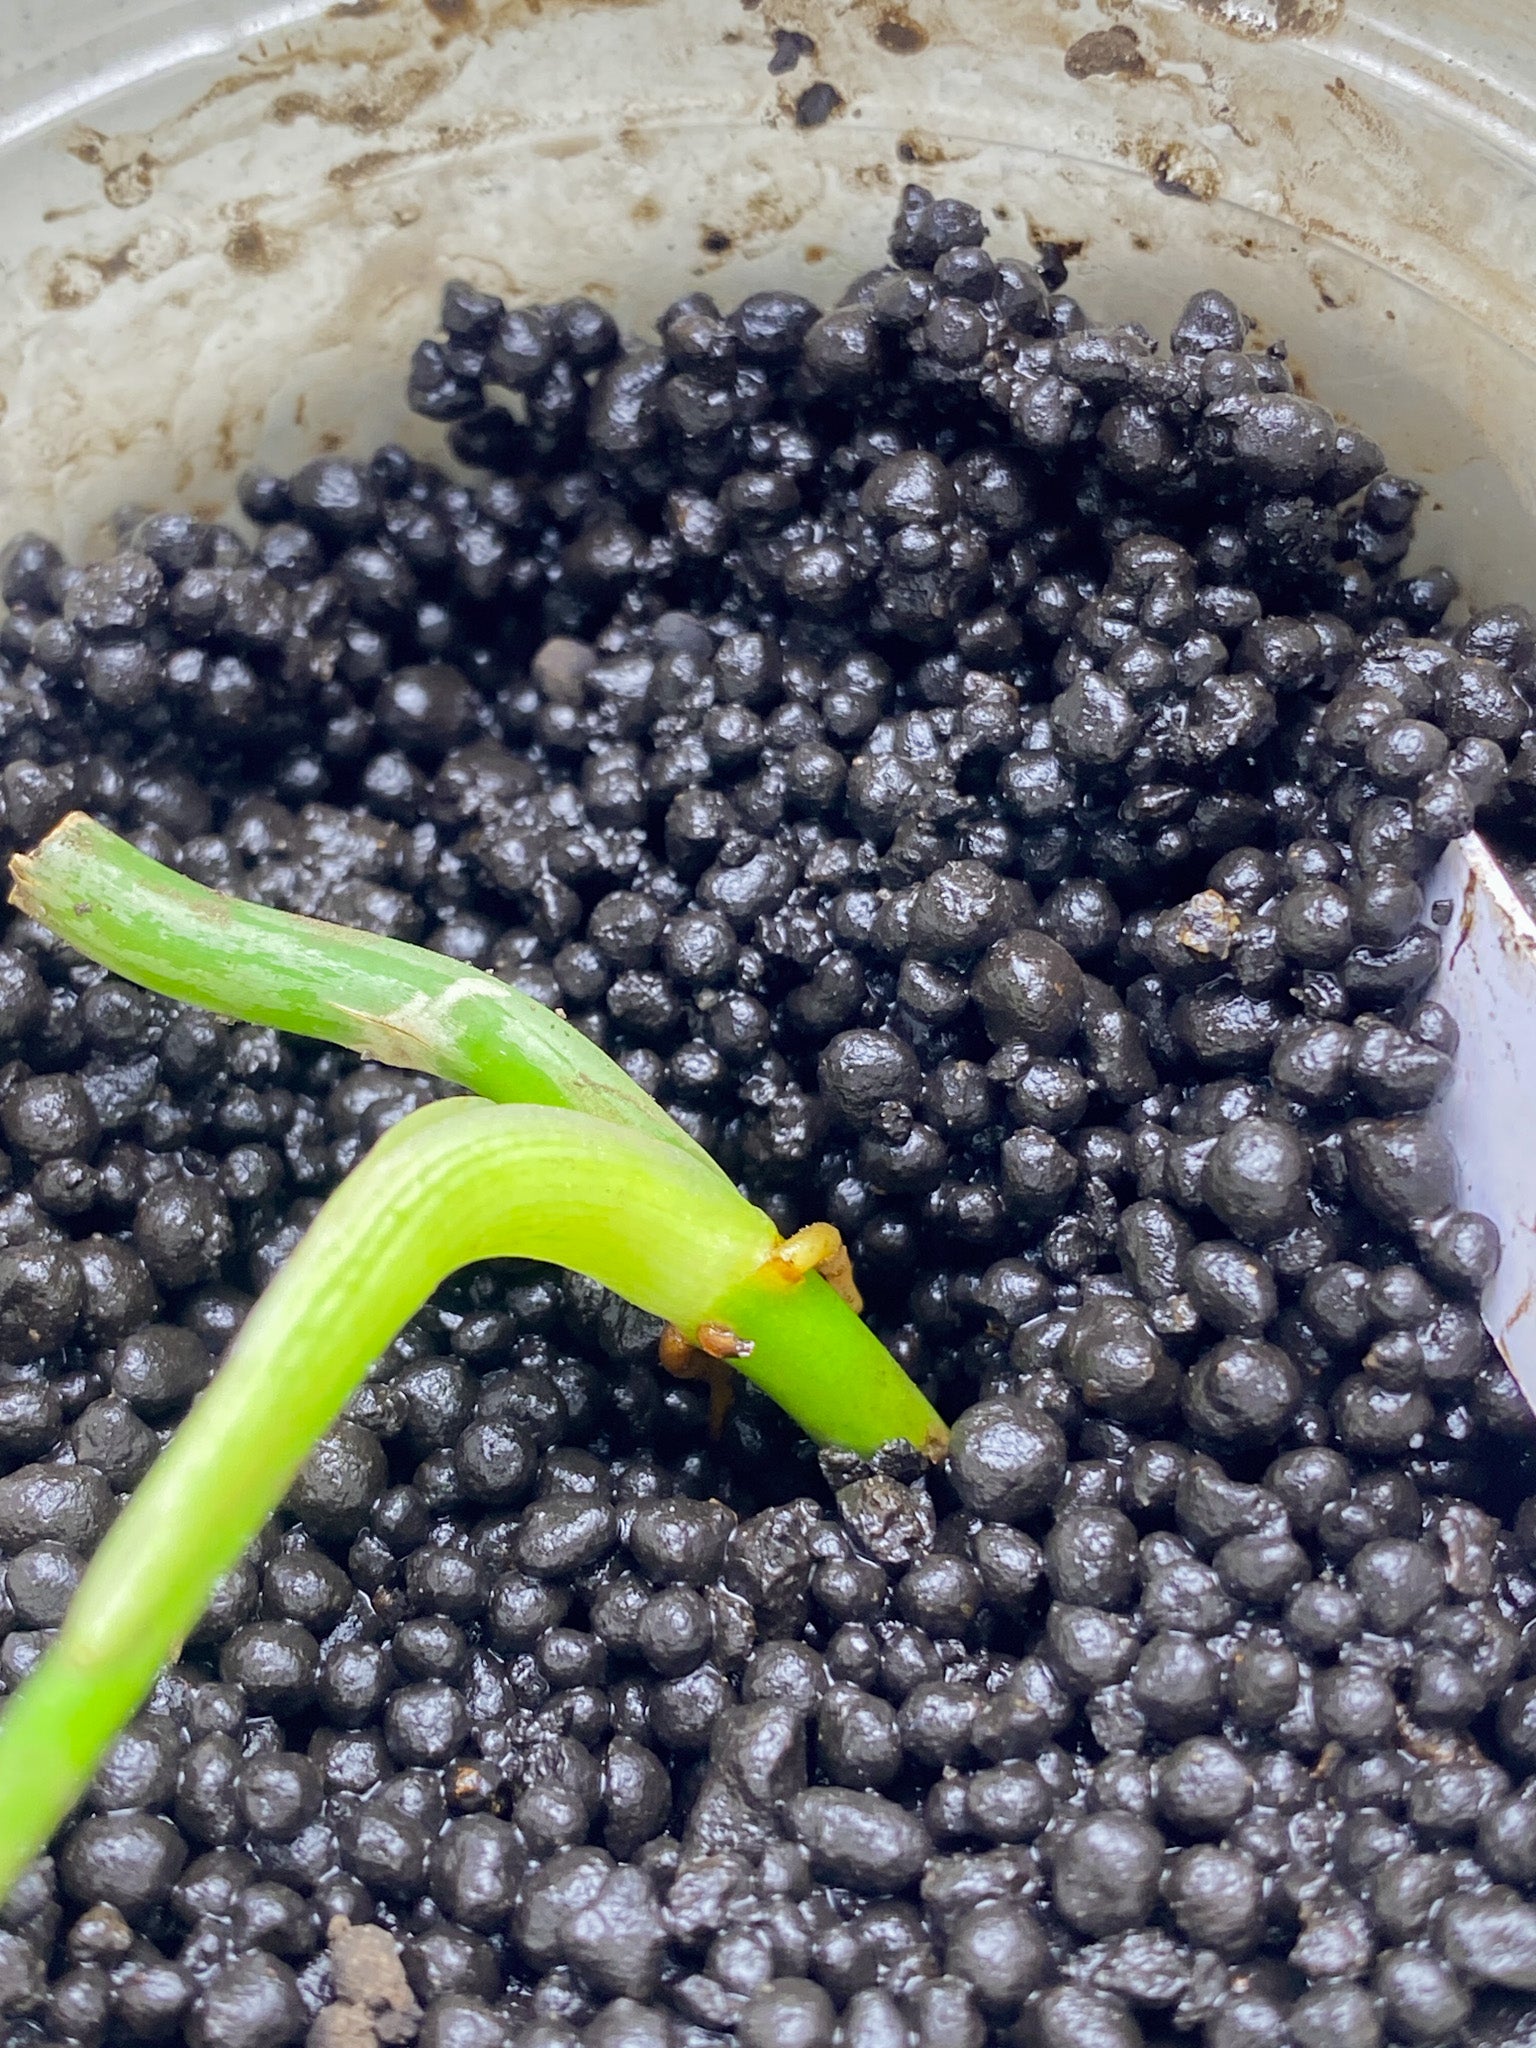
3, 186, 1536, 2048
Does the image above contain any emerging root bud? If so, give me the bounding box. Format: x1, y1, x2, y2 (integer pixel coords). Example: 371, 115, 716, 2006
658, 1324, 694, 1375
658, 1221, 873, 1443
815, 1240, 862, 1314
658, 1322, 744, 1438
697, 1320, 754, 1360
764, 1221, 864, 1311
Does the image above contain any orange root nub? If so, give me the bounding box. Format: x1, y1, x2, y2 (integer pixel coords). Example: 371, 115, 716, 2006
814, 1240, 862, 1314
658, 1324, 694, 1375
656, 1218, 866, 1443
704, 1364, 733, 1439
765, 1220, 841, 1284
764, 1221, 863, 1312
658, 1322, 740, 1441
696, 1320, 754, 1360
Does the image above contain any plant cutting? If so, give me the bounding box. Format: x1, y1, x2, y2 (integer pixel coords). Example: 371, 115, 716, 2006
0, 812, 947, 1902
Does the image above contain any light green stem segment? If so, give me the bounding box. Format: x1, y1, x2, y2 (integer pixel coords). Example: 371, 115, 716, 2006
10, 814, 944, 1457
0, 1097, 943, 1904
11, 812, 723, 1180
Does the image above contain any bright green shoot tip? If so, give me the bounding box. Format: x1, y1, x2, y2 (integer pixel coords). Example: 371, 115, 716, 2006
0, 816, 949, 1903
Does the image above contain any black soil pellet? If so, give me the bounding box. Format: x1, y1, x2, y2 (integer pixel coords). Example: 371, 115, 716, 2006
1, 183, 1534, 2048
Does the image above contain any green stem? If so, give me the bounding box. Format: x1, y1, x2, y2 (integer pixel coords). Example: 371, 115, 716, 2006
11, 813, 720, 1178
0, 1097, 944, 1903
9, 815, 945, 1457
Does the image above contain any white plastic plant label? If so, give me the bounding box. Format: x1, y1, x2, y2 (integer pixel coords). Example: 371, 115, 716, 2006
1429, 833, 1536, 1405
